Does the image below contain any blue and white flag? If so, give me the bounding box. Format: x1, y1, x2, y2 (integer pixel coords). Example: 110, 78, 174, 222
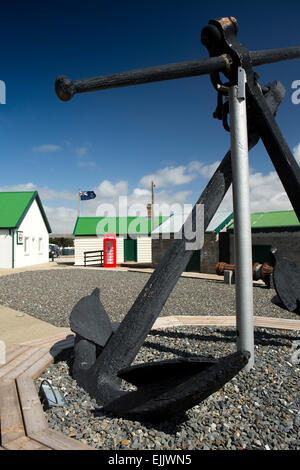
80, 190, 96, 201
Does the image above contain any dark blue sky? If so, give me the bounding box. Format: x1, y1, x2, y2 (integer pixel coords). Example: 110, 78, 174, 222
1, 1, 300, 231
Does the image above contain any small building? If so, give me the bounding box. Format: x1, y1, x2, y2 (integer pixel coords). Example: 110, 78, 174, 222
73, 216, 168, 266
151, 210, 233, 273
224, 210, 300, 266
0, 191, 51, 268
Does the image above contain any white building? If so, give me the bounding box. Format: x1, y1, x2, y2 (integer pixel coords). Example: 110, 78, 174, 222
73, 216, 168, 266
0, 191, 51, 268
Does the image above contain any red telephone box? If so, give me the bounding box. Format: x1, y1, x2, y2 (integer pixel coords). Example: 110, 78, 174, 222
103, 234, 117, 268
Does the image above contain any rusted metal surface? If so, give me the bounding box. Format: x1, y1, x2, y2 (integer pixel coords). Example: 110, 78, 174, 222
216, 261, 273, 287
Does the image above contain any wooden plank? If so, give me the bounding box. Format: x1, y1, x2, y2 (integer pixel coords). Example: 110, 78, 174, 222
253, 316, 300, 331
4, 346, 52, 380
21, 352, 54, 380
17, 331, 73, 348
4, 345, 31, 365
3, 436, 51, 450
0, 347, 41, 379
153, 315, 300, 331
23, 336, 75, 380
30, 428, 96, 451
16, 374, 48, 435
0, 379, 25, 445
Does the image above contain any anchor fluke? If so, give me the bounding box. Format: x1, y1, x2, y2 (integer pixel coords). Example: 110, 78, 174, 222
103, 351, 250, 423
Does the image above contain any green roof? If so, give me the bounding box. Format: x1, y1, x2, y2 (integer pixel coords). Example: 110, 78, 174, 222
0, 191, 52, 232
228, 210, 300, 230
73, 216, 169, 236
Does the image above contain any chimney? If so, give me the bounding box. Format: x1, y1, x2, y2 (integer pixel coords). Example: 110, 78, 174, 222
147, 203, 152, 218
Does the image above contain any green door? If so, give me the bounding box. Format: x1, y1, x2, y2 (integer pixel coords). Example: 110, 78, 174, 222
124, 238, 137, 262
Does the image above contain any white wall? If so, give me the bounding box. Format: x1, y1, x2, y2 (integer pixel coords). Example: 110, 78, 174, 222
137, 237, 152, 263
116, 237, 124, 264
0, 229, 12, 268
75, 236, 104, 265
75, 235, 152, 265
14, 199, 49, 268
75, 236, 125, 265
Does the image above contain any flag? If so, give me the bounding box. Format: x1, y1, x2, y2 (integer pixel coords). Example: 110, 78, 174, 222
80, 190, 96, 201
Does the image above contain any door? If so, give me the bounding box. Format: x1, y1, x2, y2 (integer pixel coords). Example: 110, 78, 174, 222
252, 245, 272, 264
124, 238, 137, 262
185, 250, 201, 272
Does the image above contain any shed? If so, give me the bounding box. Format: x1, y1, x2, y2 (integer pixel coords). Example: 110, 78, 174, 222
73, 216, 168, 266
151, 210, 233, 273
0, 191, 51, 268
225, 210, 300, 266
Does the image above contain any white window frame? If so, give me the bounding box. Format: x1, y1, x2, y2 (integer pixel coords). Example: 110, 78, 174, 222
24, 236, 30, 255
38, 237, 43, 254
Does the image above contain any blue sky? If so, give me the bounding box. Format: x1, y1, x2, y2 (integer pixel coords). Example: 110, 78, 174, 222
1, 0, 300, 232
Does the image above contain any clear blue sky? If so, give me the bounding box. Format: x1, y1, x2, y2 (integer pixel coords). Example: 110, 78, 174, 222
1, 0, 300, 232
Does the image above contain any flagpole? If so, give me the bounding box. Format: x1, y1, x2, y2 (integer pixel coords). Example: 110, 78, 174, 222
78, 188, 81, 217
151, 181, 155, 230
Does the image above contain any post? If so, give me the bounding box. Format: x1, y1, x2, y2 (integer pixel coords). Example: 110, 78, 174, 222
78, 188, 81, 217
229, 67, 254, 370
151, 181, 155, 230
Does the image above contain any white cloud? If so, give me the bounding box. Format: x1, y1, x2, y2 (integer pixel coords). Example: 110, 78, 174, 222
197, 161, 221, 178
139, 165, 196, 188
218, 170, 293, 213
139, 160, 220, 189
0, 182, 36, 192
44, 205, 77, 233
32, 144, 61, 152
95, 180, 128, 198
0, 183, 76, 201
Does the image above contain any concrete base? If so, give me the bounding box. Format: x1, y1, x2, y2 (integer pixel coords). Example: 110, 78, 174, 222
0, 305, 69, 348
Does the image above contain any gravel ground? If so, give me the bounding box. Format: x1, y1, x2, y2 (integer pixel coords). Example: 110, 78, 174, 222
1, 269, 299, 450
36, 325, 300, 450
0, 268, 299, 327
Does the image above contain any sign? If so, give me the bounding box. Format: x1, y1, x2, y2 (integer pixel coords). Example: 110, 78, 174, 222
17, 231, 23, 245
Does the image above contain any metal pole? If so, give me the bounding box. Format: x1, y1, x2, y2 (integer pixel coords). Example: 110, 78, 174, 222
229, 68, 254, 371
151, 181, 155, 230
78, 188, 81, 217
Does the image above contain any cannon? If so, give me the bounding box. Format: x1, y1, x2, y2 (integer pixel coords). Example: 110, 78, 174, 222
216, 261, 273, 287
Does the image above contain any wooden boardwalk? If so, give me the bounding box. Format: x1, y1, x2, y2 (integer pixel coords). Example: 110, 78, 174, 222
0, 332, 95, 450
0, 315, 299, 450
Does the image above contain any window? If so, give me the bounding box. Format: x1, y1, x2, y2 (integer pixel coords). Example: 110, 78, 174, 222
38, 237, 43, 253
24, 237, 30, 255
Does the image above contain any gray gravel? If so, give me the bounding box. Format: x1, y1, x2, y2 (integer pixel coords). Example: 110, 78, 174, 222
36, 326, 300, 450
1, 269, 299, 450
0, 268, 299, 327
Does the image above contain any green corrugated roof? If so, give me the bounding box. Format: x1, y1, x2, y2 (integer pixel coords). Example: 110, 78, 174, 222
227, 210, 300, 230
73, 216, 169, 236
0, 191, 52, 232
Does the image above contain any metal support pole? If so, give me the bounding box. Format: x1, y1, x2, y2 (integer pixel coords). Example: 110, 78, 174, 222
151, 181, 155, 230
229, 68, 254, 370
78, 188, 81, 217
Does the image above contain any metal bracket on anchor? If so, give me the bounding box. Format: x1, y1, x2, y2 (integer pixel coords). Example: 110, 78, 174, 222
237, 67, 247, 100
